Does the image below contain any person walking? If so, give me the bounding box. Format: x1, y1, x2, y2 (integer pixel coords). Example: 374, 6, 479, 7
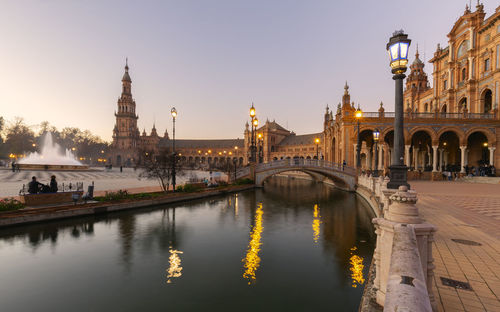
49, 175, 58, 193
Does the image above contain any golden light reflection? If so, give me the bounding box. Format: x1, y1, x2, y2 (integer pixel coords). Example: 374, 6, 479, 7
349, 247, 365, 288
166, 247, 183, 284
242, 203, 263, 284
312, 204, 321, 243
234, 195, 239, 217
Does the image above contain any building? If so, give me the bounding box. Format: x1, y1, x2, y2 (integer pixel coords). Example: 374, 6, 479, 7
111, 4, 500, 178
324, 4, 500, 178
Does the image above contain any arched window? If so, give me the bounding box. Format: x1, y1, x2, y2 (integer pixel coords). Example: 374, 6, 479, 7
424, 103, 428, 112
483, 89, 492, 112
457, 40, 469, 58
461, 68, 466, 81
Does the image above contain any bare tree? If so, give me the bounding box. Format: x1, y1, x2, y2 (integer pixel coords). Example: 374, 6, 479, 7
140, 148, 183, 192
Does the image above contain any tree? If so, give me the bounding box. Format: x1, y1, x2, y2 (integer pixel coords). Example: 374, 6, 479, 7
4, 117, 36, 155
140, 148, 183, 192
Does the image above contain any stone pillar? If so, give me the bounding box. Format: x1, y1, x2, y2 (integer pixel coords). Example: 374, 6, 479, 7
489, 147, 496, 166
414, 147, 419, 170
367, 147, 372, 170
432, 146, 438, 172
379, 145, 384, 169
353, 144, 358, 167
460, 146, 467, 173
439, 149, 444, 171
405, 145, 411, 167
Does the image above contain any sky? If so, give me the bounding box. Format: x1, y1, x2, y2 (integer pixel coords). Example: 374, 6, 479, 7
0, 0, 498, 141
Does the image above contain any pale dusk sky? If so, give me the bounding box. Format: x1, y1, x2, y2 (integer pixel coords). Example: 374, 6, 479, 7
0, 1, 497, 141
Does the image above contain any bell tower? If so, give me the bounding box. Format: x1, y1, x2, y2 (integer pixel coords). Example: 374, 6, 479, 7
111, 59, 140, 166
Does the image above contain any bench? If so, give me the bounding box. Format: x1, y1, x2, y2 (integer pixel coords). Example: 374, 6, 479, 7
20, 191, 84, 206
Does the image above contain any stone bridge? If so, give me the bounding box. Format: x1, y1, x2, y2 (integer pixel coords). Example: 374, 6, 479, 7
234, 159, 357, 191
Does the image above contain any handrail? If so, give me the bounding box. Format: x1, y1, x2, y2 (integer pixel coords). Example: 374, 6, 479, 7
254, 159, 356, 176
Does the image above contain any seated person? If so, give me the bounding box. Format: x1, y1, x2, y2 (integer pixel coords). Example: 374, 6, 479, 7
28, 176, 42, 194
49, 175, 58, 192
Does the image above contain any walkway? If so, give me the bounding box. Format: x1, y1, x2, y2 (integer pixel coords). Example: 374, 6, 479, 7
412, 181, 500, 312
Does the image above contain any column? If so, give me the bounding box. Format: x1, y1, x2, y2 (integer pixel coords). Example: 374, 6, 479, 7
353, 144, 357, 166
489, 147, 496, 166
414, 148, 419, 170
378, 145, 383, 169
404, 145, 411, 167
367, 148, 372, 170
432, 146, 438, 172
460, 146, 467, 173
439, 149, 444, 171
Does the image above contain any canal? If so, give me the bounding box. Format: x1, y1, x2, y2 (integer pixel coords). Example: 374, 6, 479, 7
0, 177, 375, 311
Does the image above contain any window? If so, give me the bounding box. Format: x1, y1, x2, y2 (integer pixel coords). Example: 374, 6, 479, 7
424, 103, 428, 112
443, 80, 448, 90
462, 68, 466, 81
457, 40, 469, 58
485, 58, 490, 71
485, 34, 491, 42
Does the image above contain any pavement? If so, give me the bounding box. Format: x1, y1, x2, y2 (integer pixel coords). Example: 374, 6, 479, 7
412, 181, 500, 312
0, 167, 219, 198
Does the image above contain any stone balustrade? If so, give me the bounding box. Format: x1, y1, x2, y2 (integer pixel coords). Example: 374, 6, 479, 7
357, 173, 437, 311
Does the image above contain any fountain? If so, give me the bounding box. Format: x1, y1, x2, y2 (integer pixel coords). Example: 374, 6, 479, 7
17, 133, 89, 171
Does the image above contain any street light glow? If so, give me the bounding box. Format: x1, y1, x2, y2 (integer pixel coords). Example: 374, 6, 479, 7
171, 107, 177, 118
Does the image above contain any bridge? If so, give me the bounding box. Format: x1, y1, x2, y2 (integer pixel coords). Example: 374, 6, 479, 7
234, 159, 357, 191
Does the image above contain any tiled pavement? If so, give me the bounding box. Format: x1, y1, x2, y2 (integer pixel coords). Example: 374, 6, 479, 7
0, 168, 214, 198
412, 181, 500, 312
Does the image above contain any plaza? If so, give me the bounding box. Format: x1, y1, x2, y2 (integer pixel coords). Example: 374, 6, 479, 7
1, 1, 500, 311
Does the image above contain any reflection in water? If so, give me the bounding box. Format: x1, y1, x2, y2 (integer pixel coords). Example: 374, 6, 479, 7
349, 247, 365, 288
166, 247, 183, 283
242, 203, 264, 284
234, 194, 239, 217
312, 204, 321, 243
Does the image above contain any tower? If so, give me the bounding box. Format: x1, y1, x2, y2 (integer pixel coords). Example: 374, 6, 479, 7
405, 49, 430, 112
111, 59, 140, 166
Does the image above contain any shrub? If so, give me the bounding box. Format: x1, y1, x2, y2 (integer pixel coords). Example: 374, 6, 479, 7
0, 198, 25, 211
180, 183, 202, 193
97, 190, 129, 201
233, 178, 254, 185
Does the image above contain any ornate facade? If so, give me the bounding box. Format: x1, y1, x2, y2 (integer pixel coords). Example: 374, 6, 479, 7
111, 4, 500, 177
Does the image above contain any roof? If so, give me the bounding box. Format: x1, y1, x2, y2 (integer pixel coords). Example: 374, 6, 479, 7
257, 120, 289, 132
159, 138, 244, 149
278, 133, 324, 146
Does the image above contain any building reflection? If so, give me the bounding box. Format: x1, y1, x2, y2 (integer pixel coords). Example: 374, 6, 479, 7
312, 204, 321, 243
117, 213, 137, 271
242, 202, 264, 284
349, 246, 365, 288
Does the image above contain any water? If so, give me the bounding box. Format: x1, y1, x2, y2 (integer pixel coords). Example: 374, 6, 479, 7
18, 132, 83, 166
0, 177, 375, 311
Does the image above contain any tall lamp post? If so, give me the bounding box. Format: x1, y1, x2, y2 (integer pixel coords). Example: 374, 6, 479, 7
257, 133, 263, 163
249, 104, 258, 163
386, 30, 411, 189
373, 129, 380, 177
252, 118, 259, 162
314, 138, 320, 160
355, 107, 363, 169
171, 107, 177, 192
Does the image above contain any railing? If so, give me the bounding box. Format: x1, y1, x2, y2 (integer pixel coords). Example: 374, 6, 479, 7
234, 159, 357, 180
256, 159, 356, 175
354, 111, 496, 120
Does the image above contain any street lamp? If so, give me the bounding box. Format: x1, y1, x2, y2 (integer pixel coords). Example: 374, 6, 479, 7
171, 107, 177, 192
355, 106, 363, 168
314, 138, 320, 160
373, 129, 380, 177
249, 104, 260, 163
257, 133, 263, 163
387, 30, 411, 189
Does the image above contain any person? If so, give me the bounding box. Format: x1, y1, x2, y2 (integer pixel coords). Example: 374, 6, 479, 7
120, 165, 123, 172
28, 176, 42, 194
11, 161, 16, 172
342, 160, 346, 171
49, 175, 58, 193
